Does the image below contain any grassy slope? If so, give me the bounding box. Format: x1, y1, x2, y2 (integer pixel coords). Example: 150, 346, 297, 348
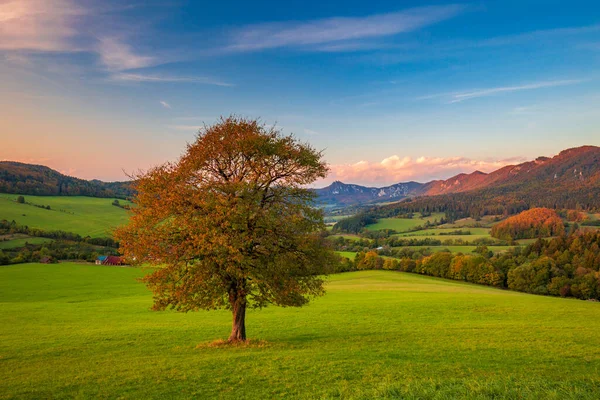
0, 194, 131, 237
0, 237, 53, 249
365, 213, 445, 232
1, 264, 600, 399
335, 251, 358, 260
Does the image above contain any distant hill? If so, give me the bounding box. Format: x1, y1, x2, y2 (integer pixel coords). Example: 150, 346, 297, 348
0, 162, 134, 199
315, 181, 423, 206
377, 146, 600, 219
316, 146, 600, 209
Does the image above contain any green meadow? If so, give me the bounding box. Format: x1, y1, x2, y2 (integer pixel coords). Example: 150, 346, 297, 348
2, 263, 600, 399
0, 237, 53, 249
394, 227, 491, 237
364, 213, 445, 232
0, 194, 131, 237
391, 245, 516, 254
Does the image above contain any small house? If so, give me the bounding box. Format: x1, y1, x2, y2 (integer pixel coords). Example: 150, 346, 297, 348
102, 256, 123, 266
95, 255, 108, 265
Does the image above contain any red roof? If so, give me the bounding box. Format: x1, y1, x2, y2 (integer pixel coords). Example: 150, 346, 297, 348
102, 256, 123, 265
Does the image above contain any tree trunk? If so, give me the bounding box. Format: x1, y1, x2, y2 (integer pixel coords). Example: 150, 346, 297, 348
228, 297, 247, 342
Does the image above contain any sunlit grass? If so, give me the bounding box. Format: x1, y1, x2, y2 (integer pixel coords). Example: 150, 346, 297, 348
0, 194, 131, 237
1, 263, 599, 399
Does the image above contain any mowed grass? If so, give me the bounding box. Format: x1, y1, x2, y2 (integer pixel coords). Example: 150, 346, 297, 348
0, 194, 131, 237
2, 264, 600, 399
365, 212, 445, 232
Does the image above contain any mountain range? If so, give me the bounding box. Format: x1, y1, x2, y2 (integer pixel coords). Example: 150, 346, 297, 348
315, 145, 600, 206
1, 145, 599, 208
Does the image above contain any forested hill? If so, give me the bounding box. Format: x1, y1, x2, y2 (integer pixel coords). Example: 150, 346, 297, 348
0, 161, 134, 199
377, 146, 600, 219
317, 145, 600, 208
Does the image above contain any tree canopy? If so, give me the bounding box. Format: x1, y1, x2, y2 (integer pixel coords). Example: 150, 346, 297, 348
116, 116, 336, 341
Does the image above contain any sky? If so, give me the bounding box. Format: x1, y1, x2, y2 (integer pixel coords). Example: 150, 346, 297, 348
1, 0, 600, 187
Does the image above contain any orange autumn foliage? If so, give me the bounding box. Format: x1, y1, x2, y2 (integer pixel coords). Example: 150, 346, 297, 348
491, 207, 565, 240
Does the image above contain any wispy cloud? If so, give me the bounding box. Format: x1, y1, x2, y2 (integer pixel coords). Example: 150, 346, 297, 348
477, 24, 600, 48
0, 1, 164, 73
325, 155, 526, 186
110, 72, 234, 86
419, 79, 584, 104
226, 5, 465, 52
304, 128, 320, 136
0, 0, 87, 51
159, 100, 171, 109
96, 37, 155, 71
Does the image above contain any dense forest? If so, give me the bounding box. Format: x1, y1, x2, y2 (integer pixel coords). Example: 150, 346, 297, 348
490, 208, 565, 240
332, 231, 600, 301
0, 162, 134, 198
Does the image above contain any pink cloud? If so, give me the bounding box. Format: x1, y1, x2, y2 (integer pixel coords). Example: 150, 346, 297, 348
321, 154, 526, 186
0, 0, 86, 51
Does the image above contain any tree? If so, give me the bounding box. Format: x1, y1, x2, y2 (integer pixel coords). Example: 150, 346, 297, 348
115, 116, 335, 342
16, 196, 25, 204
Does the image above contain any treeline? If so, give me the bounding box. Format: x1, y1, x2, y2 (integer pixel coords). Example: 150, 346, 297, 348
330, 234, 508, 254
0, 220, 118, 247
334, 232, 600, 301
332, 214, 377, 234
373, 181, 600, 223
0, 241, 119, 265
490, 208, 565, 240
0, 161, 134, 199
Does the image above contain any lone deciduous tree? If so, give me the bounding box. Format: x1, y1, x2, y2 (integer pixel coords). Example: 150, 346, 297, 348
116, 116, 335, 342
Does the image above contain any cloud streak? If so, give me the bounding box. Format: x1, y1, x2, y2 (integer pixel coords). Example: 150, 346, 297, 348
226, 5, 465, 52
110, 72, 234, 86
159, 100, 171, 109
325, 154, 525, 186
96, 37, 155, 71
419, 79, 584, 104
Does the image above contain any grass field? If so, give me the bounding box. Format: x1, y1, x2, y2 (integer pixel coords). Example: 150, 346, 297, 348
0, 194, 131, 237
395, 227, 491, 237
2, 263, 600, 399
335, 251, 358, 260
392, 245, 517, 254
365, 213, 446, 232
0, 237, 53, 249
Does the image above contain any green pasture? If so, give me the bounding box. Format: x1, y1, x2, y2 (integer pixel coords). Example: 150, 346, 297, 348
392, 245, 518, 254
0, 237, 53, 249
2, 263, 600, 399
0, 194, 131, 237
365, 212, 445, 232
335, 251, 358, 260
394, 227, 491, 236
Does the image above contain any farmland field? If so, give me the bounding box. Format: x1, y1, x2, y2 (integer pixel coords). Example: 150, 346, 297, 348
364, 212, 446, 232
2, 263, 600, 399
0, 194, 131, 237
392, 245, 517, 254
336, 251, 358, 260
0, 237, 53, 249
394, 227, 491, 237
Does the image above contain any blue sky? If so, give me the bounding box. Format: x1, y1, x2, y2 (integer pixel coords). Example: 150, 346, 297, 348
1, 0, 599, 185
